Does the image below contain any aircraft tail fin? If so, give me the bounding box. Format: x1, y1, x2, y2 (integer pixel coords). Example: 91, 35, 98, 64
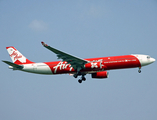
6, 46, 34, 65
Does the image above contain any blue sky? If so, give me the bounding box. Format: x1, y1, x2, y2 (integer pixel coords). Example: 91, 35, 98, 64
0, 0, 157, 120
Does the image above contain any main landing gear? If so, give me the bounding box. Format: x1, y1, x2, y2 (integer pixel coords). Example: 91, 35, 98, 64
73, 73, 86, 84
78, 79, 82, 83
78, 76, 86, 83
138, 67, 141, 73
73, 67, 86, 83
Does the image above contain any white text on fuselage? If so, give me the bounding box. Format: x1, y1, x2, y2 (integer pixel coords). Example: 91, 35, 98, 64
53, 62, 73, 73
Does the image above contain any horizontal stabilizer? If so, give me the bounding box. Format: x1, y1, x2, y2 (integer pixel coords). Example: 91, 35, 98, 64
2, 60, 23, 69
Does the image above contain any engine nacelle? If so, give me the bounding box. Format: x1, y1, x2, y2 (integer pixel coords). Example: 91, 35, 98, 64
91, 71, 108, 79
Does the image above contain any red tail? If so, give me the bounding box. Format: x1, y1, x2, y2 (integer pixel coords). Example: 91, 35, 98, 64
6, 46, 34, 65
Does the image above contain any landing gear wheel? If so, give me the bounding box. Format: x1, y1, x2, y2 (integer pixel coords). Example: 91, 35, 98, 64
138, 69, 141, 73
82, 77, 86, 81
73, 74, 78, 78
78, 79, 82, 83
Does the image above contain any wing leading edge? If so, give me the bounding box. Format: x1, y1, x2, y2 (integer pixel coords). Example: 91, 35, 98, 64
41, 42, 89, 70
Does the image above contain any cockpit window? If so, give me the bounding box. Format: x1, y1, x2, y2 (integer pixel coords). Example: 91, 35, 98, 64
147, 56, 150, 59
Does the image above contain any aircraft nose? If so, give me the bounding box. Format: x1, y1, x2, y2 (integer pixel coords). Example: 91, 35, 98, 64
151, 58, 156, 62
138, 55, 155, 66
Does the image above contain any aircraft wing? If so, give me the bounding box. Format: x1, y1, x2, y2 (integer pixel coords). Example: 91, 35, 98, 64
41, 42, 89, 70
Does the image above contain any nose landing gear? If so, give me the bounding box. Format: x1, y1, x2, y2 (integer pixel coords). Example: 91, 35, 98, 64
138, 67, 141, 73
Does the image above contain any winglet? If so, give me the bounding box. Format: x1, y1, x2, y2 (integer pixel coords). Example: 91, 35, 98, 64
41, 41, 48, 47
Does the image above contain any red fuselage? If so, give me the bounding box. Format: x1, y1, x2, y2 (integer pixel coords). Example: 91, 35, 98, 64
44, 55, 141, 74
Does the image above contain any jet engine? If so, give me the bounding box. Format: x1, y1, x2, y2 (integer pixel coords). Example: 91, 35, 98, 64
91, 71, 108, 78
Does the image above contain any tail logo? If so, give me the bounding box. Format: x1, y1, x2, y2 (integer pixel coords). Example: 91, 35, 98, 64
7, 47, 27, 63
10, 51, 22, 60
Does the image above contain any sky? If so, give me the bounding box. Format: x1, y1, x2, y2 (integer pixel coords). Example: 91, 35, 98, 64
0, 0, 157, 120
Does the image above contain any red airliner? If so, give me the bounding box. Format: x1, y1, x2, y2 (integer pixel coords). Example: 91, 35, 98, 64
3, 42, 155, 83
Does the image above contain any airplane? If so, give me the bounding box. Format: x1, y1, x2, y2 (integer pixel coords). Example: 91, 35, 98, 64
2, 42, 156, 83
